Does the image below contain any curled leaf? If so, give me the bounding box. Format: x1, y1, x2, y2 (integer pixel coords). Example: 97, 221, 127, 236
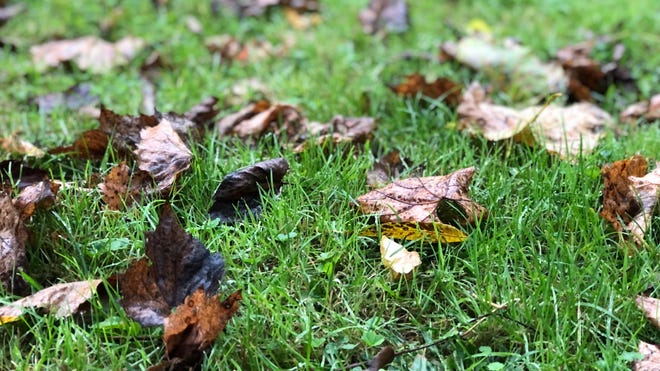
380, 236, 421, 280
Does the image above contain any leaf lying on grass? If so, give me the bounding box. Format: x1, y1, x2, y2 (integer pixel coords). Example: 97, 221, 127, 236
458, 83, 613, 158
30, 83, 99, 114
635, 296, 660, 370
620, 94, 660, 124
360, 222, 466, 243
213, 0, 319, 18
0, 194, 28, 294
366, 150, 418, 189
209, 158, 289, 224
99, 161, 153, 210
0, 280, 103, 325
0, 133, 45, 157
380, 236, 420, 280
388, 73, 462, 107
359, 0, 409, 35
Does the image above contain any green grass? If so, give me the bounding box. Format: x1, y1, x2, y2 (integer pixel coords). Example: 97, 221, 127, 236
2, 0, 660, 369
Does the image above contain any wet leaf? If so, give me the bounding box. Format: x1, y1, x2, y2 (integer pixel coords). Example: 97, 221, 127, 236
13, 178, 59, 219
49, 129, 110, 159
120, 204, 225, 327
361, 222, 467, 243
0, 194, 28, 294
380, 236, 420, 280
356, 167, 486, 228
0, 161, 58, 218
0, 133, 45, 157
635, 341, 660, 371
359, 0, 409, 35
620, 94, 660, 124
366, 150, 417, 189
184, 96, 220, 127
0, 280, 103, 324
31, 83, 99, 114
209, 158, 289, 224
99, 162, 154, 210
30, 36, 145, 73
388, 73, 462, 107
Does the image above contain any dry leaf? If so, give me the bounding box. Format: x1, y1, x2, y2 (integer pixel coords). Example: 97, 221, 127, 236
209, 158, 289, 224
212, 0, 318, 18
205, 35, 290, 63
284, 7, 322, 30
120, 204, 225, 327
361, 222, 467, 243
294, 115, 376, 153
380, 236, 420, 279
636, 296, 660, 330
628, 167, 660, 244
30, 36, 145, 73
356, 167, 486, 228
458, 83, 613, 158
366, 150, 417, 189
0, 160, 59, 218
388, 73, 462, 107
0, 280, 103, 324
366, 346, 396, 371
13, 179, 59, 219
49, 129, 110, 159
0, 194, 28, 294
635, 341, 660, 371
359, 0, 409, 35
216, 100, 304, 139
600, 156, 648, 232
31, 83, 99, 114
620, 94, 660, 124
184, 96, 220, 126
135, 119, 193, 192
99, 162, 154, 210
0, 133, 45, 157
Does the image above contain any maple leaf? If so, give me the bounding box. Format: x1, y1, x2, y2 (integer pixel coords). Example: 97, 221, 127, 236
0, 194, 28, 294
359, 0, 409, 35
458, 83, 614, 158
99, 162, 154, 210
0, 280, 103, 324
380, 236, 421, 280
120, 204, 225, 327
388, 73, 462, 107
209, 158, 289, 224
30, 36, 145, 73
356, 167, 486, 229
620, 94, 660, 124
31, 83, 99, 114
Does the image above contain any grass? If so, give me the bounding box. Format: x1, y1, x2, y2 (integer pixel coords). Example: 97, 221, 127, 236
1, 0, 660, 369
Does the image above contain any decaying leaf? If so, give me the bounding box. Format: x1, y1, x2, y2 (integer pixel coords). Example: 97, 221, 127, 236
356, 167, 486, 228
184, 96, 220, 127
31, 83, 99, 114
209, 158, 289, 224
620, 94, 660, 124
458, 83, 614, 158
388, 73, 462, 107
13, 178, 59, 219
216, 100, 304, 139
293, 115, 377, 153
49, 129, 110, 159
0, 160, 59, 218
628, 167, 660, 244
0, 194, 28, 294
635, 341, 660, 371
380, 236, 421, 279
212, 0, 318, 18
99, 162, 154, 210
120, 204, 225, 327
0, 279, 103, 324
0, 133, 45, 157
441, 36, 567, 97
30, 36, 145, 73
636, 296, 660, 330
361, 222, 467, 243
366, 150, 416, 189
0, 160, 50, 191
159, 289, 242, 368
366, 346, 396, 371
135, 119, 193, 192
359, 0, 409, 35
205, 35, 292, 63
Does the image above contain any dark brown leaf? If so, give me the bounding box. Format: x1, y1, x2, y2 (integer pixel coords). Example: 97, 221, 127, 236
366, 346, 396, 371
600, 155, 648, 233
184, 96, 220, 126
209, 158, 289, 224
13, 179, 59, 219
294, 115, 376, 152
120, 204, 225, 327
388, 73, 462, 107
0, 160, 50, 191
366, 150, 418, 189
359, 0, 409, 35
216, 100, 304, 139
98, 106, 159, 154
99, 162, 154, 210
49, 129, 110, 159
0, 194, 28, 294
31, 83, 99, 114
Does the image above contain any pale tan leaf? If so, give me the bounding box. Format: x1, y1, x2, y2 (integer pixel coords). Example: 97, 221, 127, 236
0, 195, 27, 294
0, 133, 45, 157
635, 341, 660, 371
637, 296, 660, 329
380, 236, 421, 280
628, 167, 660, 244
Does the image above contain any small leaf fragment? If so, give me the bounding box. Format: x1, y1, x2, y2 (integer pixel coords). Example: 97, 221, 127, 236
635, 341, 660, 371
380, 236, 421, 279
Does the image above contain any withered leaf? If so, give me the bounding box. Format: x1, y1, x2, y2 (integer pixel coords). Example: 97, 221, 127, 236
216, 100, 304, 139
13, 179, 59, 219
209, 158, 289, 224
294, 115, 376, 153
0, 279, 103, 324
388, 73, 462, 107
31, 83, 99, 114
205, 35, 291, 63
628, 166, 660, 244
30, 36, 145, 73
356, 167, 486, 228
635, 341, 660, 371
458, 83, 614, 158
367, 150, 415, 189
360, 221, 467, 243
161, 289, 242, 367
0, 160, 50, 191
49, 129, 110, 159
120, 204, 225, 327
135, 119, 193, 192
0, 133, 45, 157
212, 0, 318, 18
184, 96, 220, 126
380, 236, 420, 280
366, 346, 396, 371
636, 296, 660, 330
359, 0, 409, 35
620, 94, 660, 124
0, 194, 28, 294
99, 162, 154, 210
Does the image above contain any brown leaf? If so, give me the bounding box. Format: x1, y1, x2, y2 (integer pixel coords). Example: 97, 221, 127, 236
359, 0, 409, 35
13, 179, 59, 219
366, 150, 416, 189
356, 167, 486, 228
0, 133, 45, 157
628, 167, 660, 244
135, 119, 193, 192
184, 96, 220, 126
620, 94, 660, 124
600, 155, 648, 234
0, 194, 28, 294
294, 115, 377, 153
366, 345, 396, 371
635, 341, 660, 371
49, 129, 110, 159
212, 0, 318, 18
636, 296, 660, 330
0, 160, 50, 191
389, 73, 462, 107
0, 280, 103, 324
99, 106, 159, 154
99, 162, 154, 210
161, 289, 242, 367
205, 35, 290, 63
30, 36, 145, 73
216, 100, 304, 139
209, 158, 289, 224
31, 83, 99, 114
120, 204, 225, 327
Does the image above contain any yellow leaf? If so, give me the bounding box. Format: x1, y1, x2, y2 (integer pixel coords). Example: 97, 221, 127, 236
380, 236, 421, 280
465, 18, 492, 36
360, 222, 467, 243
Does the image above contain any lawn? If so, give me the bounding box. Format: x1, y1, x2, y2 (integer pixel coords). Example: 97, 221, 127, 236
1, 0, 660, 369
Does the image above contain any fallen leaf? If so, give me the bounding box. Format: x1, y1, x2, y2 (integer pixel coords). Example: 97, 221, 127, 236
0, 3, 23, 28
620, 94, 660, 124
0, 280, 103, 324
0, 194, 28, 294
99, 162, 154, 210
356, 167, 486, 228
135, 119, 193, 192
212, 0, 318, 18
0, 160, 50, 192
628, 166, 660, 244
359, 0, 409, 35
49, 129, 110, 159
635, 341, 660, 371
366, 345, 396, 371
388, 73, 462, 107
209, 158, 289, 224
216, 100, 304, 139
636, 296, 660, 330
361, 221, 467, 243
159, 289, 242, 368
284, 7, 322, 30
13, 178, 59, 219
205, 35, 290, 63
31, 83, 99, 114
294, 115, 376, 153
120, 204, 225, 327
30, 36, 145, 73
458, 83, 614, 158
380, 236, 421, 279
0, 133, 45, 157
184, 96, 220, 127
366, 150, 417, 189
